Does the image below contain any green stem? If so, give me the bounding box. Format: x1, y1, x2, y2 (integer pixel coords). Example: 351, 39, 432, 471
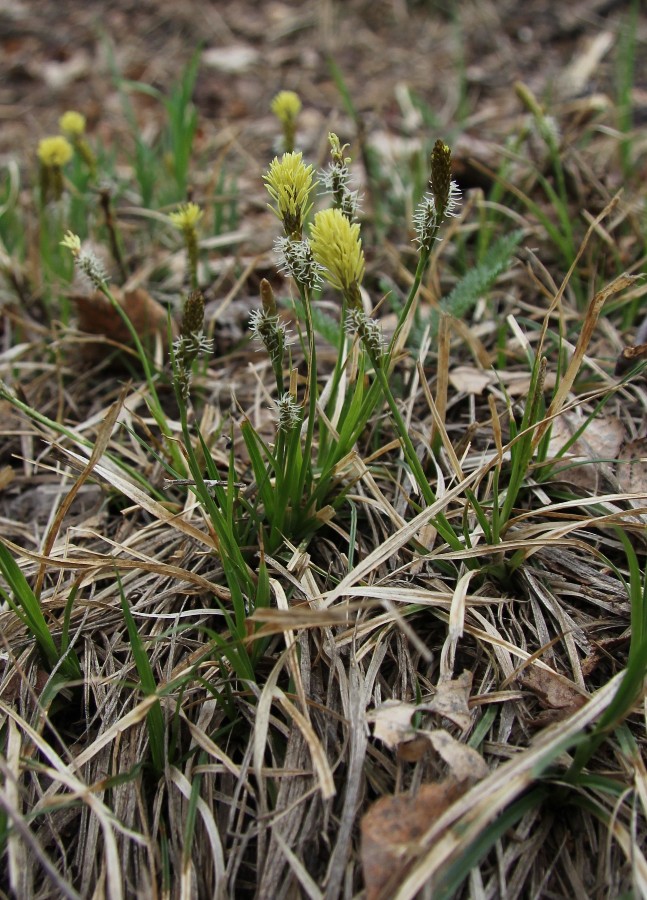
372, 361, 462, 552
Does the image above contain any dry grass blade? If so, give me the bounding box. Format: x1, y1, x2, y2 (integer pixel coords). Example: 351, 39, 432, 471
34, 385, 128, 596
536, 273, 641, 448
322, 469, 481, 607
57, 447, 217, 548
0, 699, 134, 900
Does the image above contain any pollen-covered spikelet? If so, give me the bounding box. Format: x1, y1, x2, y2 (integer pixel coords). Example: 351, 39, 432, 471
271, 91, 302, 153
264, 152, 317, 237
37, 136, 73, 168
38, 136, 73, 203
309, 208, 365, 298
59, 111, 86, 138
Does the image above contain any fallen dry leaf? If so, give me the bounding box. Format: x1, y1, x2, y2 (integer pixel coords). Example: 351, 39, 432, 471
422, 671, 473, 731
448, 366, 492, 395
72, 286, 177, 362
520, 667, 587, 724
396, 736, 431, 763
546, 411, 624, 491
425, 729, 489, 782
370, 700, 416, 749
361, 780, 465, 900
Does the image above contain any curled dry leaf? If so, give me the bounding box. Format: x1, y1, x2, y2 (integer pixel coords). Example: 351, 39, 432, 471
369, 699, 416, 750
360, 780, 466, 900
615, 342, 647, 377
422, 670, 473, 731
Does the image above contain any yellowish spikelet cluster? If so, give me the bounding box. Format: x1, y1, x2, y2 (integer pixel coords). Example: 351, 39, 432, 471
169, 202, 204, 231
270, 90, 302, 124
37, 136, 73, 168
309, 208, 365, 293
264, 152, 317, 235
59, 111, 86, 137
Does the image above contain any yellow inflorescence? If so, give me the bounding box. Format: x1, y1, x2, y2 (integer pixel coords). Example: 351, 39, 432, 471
270, 91, 302, 124
169, 202, 204, 231
59, 111, 86, 137
309, 208, 365, 293
60, 231, 82, 256
37, 136, 73, 168
264, 152, 317, 234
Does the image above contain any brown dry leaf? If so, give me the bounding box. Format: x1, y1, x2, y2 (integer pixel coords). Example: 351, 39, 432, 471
546, 411, 624, 490
616, 438, 647, 494
361, 780, 465, 900
422, 671, 473, 731
370, 700, 416, 749
73, 286, 177, 361
520, 667, 587, 723
397, 736, 431, 763
425, 729, 489, 783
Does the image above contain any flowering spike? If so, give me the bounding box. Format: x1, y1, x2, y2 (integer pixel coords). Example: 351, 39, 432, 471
38, 136, 73, 203
59, 111, 86, 137
37, 136, 73, 168
273, 236, 323, 289
271, 90, 301, 153
264, 152, 317, 237
170, 202, 203, 289
169, 202, 203, 231
275, 394, 302, 433
309, 208, 365, 300
430, 140, 452, 220
60, 234, 109, 290
413, 140, 461, 250
260, 278, 277, 316
346, 307, 385, 365
320, 133, 361, 221
174, 290, 213, 401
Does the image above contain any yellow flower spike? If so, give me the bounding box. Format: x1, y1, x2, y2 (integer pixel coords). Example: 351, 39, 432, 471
169, 201, 204, 231
310, 207, 365, 296
59, 111, 86, 137
264, 151, 317, 237
169, 203, 203, 290
60, 231, 82, 256
271, 90, 302, 124
37, 136, 73, 168
271, 91, 302, 152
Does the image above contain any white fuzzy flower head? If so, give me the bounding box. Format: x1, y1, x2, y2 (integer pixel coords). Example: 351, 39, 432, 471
77, 250, 109, 290
249, 307, 287, 366
274, 236, 324, 289
275, 394, 302, 433
412, 180, 461, 250
345, 307, 384, 362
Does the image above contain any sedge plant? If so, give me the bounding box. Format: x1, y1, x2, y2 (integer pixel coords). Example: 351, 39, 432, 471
237, 134, 466, 558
